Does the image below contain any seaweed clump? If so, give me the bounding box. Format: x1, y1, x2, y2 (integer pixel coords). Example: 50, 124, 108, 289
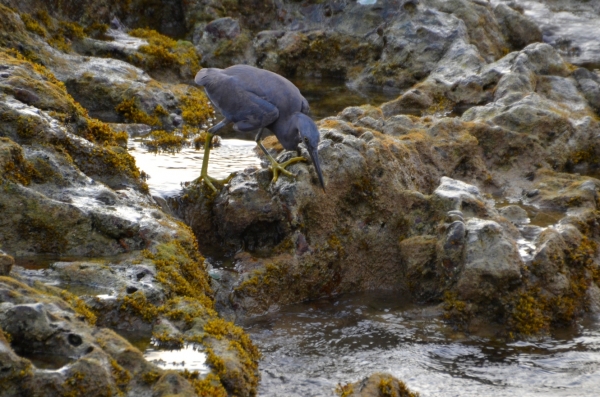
0, 50, 144, 190
19, 10, 87, 53
0, 137, 42, 186
128, 28, 200, 79
83, 118, 128, 147
115, 231, 260, 396
115, 98, 161, 126
506, 236, 598, 337
336, 373, 420, 397
142, 130, 186, 153
203, 318, 261, 395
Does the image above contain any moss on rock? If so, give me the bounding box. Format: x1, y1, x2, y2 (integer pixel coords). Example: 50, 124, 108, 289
0, 137, 41, 185
337, 373, 419, 397
127, 28, 200, 80
143, 130, 187, 153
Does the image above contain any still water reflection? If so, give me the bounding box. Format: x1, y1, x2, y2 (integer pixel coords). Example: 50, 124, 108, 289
144, 344, 209, 372
245, 291, 600, 397
128, 138, 260, 198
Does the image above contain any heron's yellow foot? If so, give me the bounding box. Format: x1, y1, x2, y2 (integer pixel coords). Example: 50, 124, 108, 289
194, 173, 234, 192
269, 156, 306, 183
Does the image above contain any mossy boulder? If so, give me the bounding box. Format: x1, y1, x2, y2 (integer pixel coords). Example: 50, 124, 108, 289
336, 373, 419, 397
0, 4, 209, 129
175, 121, 489, 317
83, 27, 201, 83
10, 233, 260, 396
0, 276, 181, 397
183, 0, 535, 88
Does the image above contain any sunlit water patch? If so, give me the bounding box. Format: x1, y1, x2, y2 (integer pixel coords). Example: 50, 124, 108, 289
244, 292, 600, 397
128, 138, 261, 198
144, 344, 210, 372
111, 332, 210, 373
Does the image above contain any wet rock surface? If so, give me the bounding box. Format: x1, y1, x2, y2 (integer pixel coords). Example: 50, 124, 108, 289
0, 0, 600, 396
0, 251, 14, 276
0, 276, 197, 397
176, 13, 600, 340
337, 372, 419, 397
491, 0, 600, 69
0, 3, 258, 396
180, 0, 543, 90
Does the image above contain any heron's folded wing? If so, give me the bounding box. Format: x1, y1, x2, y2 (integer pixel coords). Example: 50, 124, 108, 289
230, 92, 279, 132
301, 97, 310, 115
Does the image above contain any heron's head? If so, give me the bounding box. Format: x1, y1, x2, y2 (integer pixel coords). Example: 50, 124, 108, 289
293, 112, 325, 191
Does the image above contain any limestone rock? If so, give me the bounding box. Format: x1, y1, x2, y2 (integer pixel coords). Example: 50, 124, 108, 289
0, 277, 169, 397
205, 17, 241, 40
0, 325, 32, 397
433, 176, 494, 218
456, 219, 523, 301
493, 3, 543, 50
573, 67, 600, 113
439, 218, 467, 277
499, 205, 529, 225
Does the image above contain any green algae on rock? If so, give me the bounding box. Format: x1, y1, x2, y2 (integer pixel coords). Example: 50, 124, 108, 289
127, 28, 200, 81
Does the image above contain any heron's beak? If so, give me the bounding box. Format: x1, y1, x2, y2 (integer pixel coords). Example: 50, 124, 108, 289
308, 146, 325, 192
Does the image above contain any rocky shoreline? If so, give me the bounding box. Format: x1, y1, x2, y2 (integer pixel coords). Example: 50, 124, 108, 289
1, 1, 600, 396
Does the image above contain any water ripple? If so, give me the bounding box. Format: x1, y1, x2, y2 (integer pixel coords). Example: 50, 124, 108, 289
244, 292, 600, 397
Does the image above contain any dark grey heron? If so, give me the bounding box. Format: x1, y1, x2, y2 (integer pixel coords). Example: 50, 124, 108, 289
194, 65, 325, 192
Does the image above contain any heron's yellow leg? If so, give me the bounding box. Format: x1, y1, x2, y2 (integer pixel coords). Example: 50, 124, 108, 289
194, 132, 234, 192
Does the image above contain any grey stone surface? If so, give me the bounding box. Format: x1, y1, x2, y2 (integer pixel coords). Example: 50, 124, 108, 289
457, 219, 523, 301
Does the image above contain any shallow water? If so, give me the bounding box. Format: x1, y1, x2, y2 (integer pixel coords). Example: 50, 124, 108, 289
244, 291, 600, 397
144, 344, 210, 372
290, 77, 400, 120
128, 138, 261, 198
495, 199, 564, 228
110, 332, 211, 374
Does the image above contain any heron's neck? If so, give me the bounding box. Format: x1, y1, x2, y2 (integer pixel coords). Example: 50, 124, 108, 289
272, 116, 300, 151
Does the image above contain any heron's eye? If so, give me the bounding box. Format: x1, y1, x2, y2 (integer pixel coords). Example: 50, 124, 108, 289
304, 137, 309, 142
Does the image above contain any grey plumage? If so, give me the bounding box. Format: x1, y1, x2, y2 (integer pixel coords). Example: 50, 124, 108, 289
195, 65, 324, 189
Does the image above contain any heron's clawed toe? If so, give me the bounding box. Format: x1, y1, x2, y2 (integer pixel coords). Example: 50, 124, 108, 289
269, 156, 306, 183
193, 173, 234, 192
